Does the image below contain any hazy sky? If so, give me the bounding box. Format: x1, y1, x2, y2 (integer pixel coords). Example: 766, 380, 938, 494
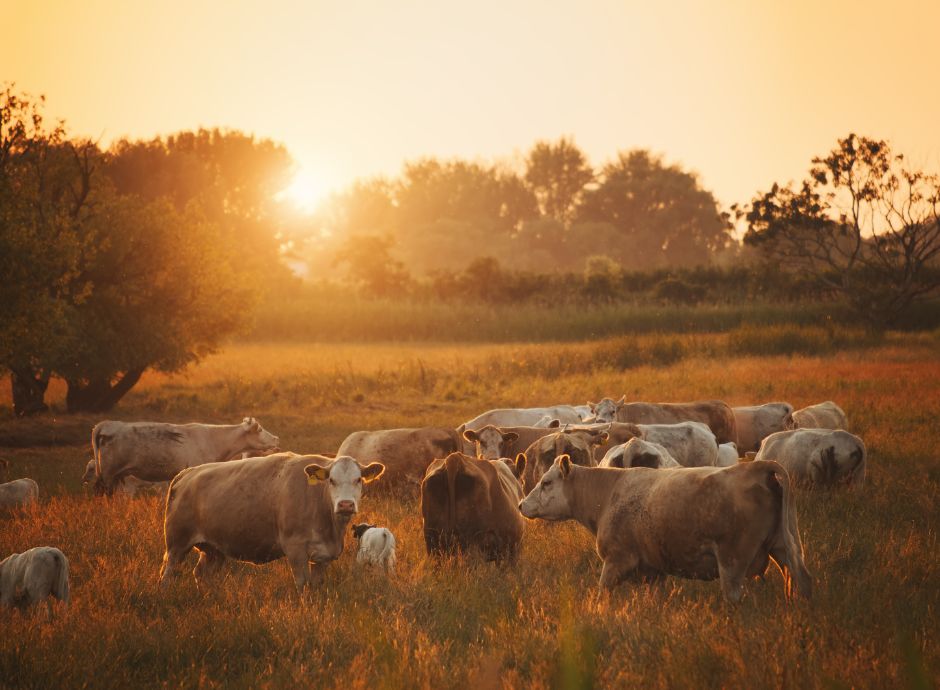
6, 0, 939, 209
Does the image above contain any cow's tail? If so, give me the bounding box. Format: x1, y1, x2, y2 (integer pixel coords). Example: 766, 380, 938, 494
445, 454, 461, 534
52, 550, 70, 605
762, 461, 812, 600
380, 529, 395, 561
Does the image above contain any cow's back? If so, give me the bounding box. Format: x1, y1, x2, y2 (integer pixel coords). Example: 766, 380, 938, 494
338, 427, 458, 487
618, 401, 736, 445
0, 478, 39, 509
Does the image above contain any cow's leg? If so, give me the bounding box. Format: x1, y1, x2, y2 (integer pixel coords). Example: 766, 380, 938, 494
285, 549, 311, 591
193, 547, 226, 586
769, 544, 812, 601
716, 547, 749, 603
160, 543, 193, 586
599, 553, 638, 590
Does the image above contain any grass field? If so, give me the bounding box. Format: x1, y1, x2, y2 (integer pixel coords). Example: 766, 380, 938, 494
0, 334, 937, 688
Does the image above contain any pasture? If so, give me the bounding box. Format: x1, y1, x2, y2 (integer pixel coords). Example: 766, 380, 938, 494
1, 333, 937, 689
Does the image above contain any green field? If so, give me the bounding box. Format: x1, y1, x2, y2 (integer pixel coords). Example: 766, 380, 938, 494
1, 334, 937, 688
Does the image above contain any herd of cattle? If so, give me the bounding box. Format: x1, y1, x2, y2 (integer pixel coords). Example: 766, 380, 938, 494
0, 398, 866, 617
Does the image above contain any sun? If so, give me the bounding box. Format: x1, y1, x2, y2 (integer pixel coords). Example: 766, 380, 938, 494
279, 168, 329, 213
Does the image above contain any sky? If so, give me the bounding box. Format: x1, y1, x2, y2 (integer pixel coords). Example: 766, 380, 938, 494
5, 0, 940, 211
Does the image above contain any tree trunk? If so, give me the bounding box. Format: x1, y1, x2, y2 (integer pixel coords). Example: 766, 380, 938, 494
65, 367, 146, 413
10, 367, 50, 416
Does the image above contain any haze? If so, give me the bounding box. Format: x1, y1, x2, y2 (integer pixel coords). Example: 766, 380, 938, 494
6, 0, 939, 208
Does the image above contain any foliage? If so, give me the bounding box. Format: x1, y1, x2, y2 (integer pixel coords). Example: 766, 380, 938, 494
744, 133, 940, 329
524, 137, 594, 225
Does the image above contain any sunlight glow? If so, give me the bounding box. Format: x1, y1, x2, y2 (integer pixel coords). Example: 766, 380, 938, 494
279, 169, 329, 213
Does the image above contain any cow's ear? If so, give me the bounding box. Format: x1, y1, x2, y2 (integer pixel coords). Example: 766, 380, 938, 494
502, 431, 519, 443
548, 419, 560, 428
242, 417, 251, 425
587, 401, 596, 410
632, 452, 660, 469
360, 462, 386, 483
462, 429, 478, 442
250, 420, 261, 432
558, 454, 572, 477
591, 431, 609, 446
513, 453, 527, 479
616, 395, 626, 406
304, 463, 330, 485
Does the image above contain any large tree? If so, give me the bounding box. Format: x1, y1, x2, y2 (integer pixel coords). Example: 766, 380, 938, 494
524, 137, 594, 225
578, 150, 732, 269
743, 134, 940, 329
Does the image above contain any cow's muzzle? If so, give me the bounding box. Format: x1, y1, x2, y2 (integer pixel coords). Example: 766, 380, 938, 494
336, 500, 356, 515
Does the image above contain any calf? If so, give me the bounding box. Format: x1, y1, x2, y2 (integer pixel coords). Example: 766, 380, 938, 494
160, 453, 385, 590
0, 478, 39, 510
519, 456, 812, 602
755, 429, 865, 487
421, 452, 526, 562
0, 547, 70, 619
352, 523, 397, 572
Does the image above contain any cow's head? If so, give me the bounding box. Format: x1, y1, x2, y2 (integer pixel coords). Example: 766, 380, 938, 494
463, 425, 520, 460
604, 438, 677, 469
519, 454, 574, 520
82, 458, 97, 484
352, 523, 377, 540
240, 417, 280, 452
526, 429, 607, 490
587, 396, 626, 423
304, 455, 385, 516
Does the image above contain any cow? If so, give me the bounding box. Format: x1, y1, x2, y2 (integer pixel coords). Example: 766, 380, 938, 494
0, 478, 39, 510
585, 396, 626, 423
599, 438, 680, 469
462, 422, 560, 461
521, 429, 608, 492
160, 453, 385, 590
519, 455, 812, 602
0, 546, 70, 620
717, 442, 739, 467
352, 524, 397, 572
82, 459, 168, 497
612, 400, 737, 445
421, 452, 526, 562
733, 403, 794, 452
460, 406, 584, 432
90, 418, 279, 496
789, 401, 849, 430
755, 429, 865, 488
337, 427, 461, 490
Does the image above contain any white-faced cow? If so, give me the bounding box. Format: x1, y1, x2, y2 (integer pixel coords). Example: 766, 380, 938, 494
90, 418, 279, 496
519, 456, 812, 602
733, 403, 794, 452
462, 423, 560, 462
0, 546, 70, 620
789, 402, 849, 431
421, 452, 526, 562
755, 429, 865, 488
160, 453, 385, 590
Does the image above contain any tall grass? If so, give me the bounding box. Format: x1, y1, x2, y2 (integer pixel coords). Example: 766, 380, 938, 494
0, 341, 937, 688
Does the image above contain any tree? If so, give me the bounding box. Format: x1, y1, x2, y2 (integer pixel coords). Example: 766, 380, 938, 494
578, 150, 732, 269
743, 134, 940, 329
333, 234, 412, 298
524, 137, 594, 225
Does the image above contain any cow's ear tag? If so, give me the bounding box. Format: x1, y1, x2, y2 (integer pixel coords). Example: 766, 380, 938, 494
304, 465, 329, 485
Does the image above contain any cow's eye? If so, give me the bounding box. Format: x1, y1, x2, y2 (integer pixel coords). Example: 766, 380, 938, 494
542, 480, 552, 488
329, 478, 336, 486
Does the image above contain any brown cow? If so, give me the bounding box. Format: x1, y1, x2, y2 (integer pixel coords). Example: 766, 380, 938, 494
521, 429, 609, 492
337, 427, 461, 490
160, 453, 385, 590
462, 422, 560, 461
421, 452, 526, 562
520, 456, 812, 602
614, 401, 737, 445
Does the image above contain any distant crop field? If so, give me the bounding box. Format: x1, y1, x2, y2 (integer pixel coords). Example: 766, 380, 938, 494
1, 336, 937, 688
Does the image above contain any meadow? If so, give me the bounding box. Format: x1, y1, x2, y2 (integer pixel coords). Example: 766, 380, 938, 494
0, 331, 937, 688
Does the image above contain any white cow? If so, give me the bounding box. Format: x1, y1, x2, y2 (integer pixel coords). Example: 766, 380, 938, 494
461, 406, 584, 431
755, 429, 865, 487
637, 422, 719, 467
599, 438, 680, 469
717, 442, 739, 467
789, 402, 848, 430
0, 546, 70, 619
732, 403, 794, 452
352, 523, 397, 572
0, 478, 39, 510
91, 417, 279, 495
585, 396, 626, 423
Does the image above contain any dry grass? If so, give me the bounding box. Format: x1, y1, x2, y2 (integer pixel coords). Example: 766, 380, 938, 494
0, 338, 937, 688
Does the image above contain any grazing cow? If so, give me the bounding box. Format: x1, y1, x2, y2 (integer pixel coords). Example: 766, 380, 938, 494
0, 547, 70, 619
421, 452, 526, 562
463, 423, 560, 461
755, 429, 865, 488
733, 403, 794, 452
460, 406, 584, 432
521, 429, 609, 492
352, 524, 397, 572
599, 438, 680, 469
717, 442, 739, 467
519, 456, 812, 602
338, 427, 461, 489
0, 478, 39, 510
614, 400, 737, 445
789, 401, 849, 430
160, 453, 385, 590
91, 418, 279, 496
